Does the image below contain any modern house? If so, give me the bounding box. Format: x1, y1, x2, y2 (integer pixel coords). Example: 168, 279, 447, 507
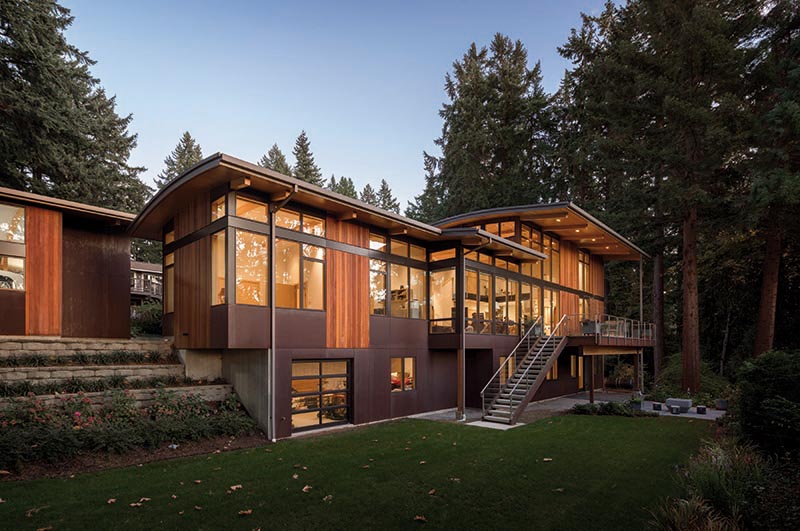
129, 153, 654, 440
0, 187, 133, 338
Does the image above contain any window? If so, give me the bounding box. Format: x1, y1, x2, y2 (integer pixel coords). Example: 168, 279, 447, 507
494, 276, 519, 335
165, 230, 175, 245
276, 208, 301, 230
521, 282, 541, 332
291, 360, 350, 431
430, 249, 455, 262
500, 221, 515, 240
409, 244, 426, 262
0, 203, 25, 242
543, 288, 559, 335
546, 362, 558, 381
429, 268, 455, 333
274, 207, 326, 236
369, 233, 387, 252
235, 230, 268, 305
391, 357, 415, 392
390, 239, 408, 258
578, 356, 584, 389
521, 225, 542, 279
236, 196, 268, 223
578, 251, 590, 292
389, 264, 427, 319
369, 259, 387, 315
0, 256, 24, 290
465, 269, 492, 334
211, 231, 226, 305
211, 196, 226, 221
579, 297, 590, 320
164, 252, 175, 313
276, 239, 325, 309
303, 214, 325, 237
571, 355, 577, 378
484, 223, 499, 236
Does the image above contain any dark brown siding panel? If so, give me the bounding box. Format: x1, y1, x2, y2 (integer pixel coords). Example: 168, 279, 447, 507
228, 304, 270, 349
0, 291, 25, 335
276, 309, 324, 349
174, 191, 210, 239
25, 206, 62, 335
174, 237, 210, 349
61, 226, 130, 338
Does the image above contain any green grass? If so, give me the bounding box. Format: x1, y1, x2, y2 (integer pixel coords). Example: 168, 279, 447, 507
0, 416, 711, 530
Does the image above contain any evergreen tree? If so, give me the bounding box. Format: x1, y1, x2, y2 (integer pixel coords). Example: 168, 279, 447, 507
406, 152, 447, 222
292, 130, 324, 186
328, 175, 358, 199
0, 0, 149, 212
377, 179, 400, 213
154, 132, 203, 189
258, 143, 293, 176
360, 183, 379, 206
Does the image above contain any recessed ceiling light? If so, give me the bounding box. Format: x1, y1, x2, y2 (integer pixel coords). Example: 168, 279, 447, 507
575, 229, 580, 233
556, 218, 561, 222
592, 238, 596, 242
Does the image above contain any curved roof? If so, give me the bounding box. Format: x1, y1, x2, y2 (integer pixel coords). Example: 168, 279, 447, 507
435, 203, 649, 261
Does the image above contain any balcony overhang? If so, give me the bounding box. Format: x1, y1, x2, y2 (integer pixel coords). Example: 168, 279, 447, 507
439, 227, 547, 262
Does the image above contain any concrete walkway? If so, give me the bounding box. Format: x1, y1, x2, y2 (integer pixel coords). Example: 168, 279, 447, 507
414, 390, 725, 429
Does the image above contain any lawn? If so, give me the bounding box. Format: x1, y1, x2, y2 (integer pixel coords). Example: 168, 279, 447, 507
0, 415, 711, 530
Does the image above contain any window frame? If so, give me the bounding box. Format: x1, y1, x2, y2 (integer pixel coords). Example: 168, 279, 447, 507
275, 238, 326, 311
390, 356, 416, 393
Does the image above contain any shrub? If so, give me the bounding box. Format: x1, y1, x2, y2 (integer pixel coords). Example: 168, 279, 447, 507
569, 401, 656, 417
649, 496, 739, 531
646, 354, 733, 405
570, 403, 599, 415
736, 350, 800, 455
131, 300, 162, 336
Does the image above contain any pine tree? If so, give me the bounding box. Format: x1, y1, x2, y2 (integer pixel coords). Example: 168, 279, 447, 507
377, 179, 400, 213
406, 152, 447, 222
0, 0, 149, 212
154, 132, 203, 189
360, 183, 379, 206
258, 143, 292, 176
328, 175, 358, 199
292, 130, 324, 186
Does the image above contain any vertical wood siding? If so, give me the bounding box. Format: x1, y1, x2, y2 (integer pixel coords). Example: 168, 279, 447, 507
25, 206, 62, 336
590, 255, 605, 298
174, 191, 210, 239
558, 240, 579, 291
326, 217, 369, 348
174, 237, 211, 348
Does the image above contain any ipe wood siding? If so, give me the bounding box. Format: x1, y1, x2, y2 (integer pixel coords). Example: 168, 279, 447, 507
325, 217, 370, 349
174, 237, 211, 349
25, 206, 62, 336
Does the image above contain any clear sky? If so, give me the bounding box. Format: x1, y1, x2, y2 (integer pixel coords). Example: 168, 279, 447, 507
62, 0, 606, 208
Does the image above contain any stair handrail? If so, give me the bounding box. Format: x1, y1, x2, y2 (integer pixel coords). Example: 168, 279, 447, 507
480, 316, 542, 417
507, 314, 569, 402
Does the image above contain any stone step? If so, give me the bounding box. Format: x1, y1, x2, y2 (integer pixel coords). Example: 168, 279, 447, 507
0, 364, 184, 384
0, 336, 171, 358
0, 384, 233, 409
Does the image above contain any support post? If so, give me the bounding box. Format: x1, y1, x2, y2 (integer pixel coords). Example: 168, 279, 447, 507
456, 245, 466, 421
633, 351, 640, 393
589, 356, 595, 404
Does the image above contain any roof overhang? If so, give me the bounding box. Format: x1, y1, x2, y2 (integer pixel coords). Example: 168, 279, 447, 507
129, 153, 445, 242
440, 228, 546, 262
435, 202, 649, 261
0, 187, 135, 226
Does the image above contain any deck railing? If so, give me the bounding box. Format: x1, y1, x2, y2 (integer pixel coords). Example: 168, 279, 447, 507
572, 314, 655, 344
131, 277, 163, 298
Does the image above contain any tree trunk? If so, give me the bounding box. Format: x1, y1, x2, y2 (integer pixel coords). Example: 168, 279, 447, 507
753, 228, 782, 357
720, 304, 731, 376
652, 251, 665, 379
681, 206, 701, 393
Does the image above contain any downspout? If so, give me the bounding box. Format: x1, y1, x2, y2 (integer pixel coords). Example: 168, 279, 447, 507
268, 185, 297, 442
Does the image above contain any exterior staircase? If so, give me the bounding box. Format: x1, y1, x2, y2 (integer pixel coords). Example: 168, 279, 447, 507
481, 315, 569, 425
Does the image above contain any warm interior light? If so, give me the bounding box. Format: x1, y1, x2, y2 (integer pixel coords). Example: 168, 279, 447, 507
591, 238, 596, 242
556, 218, 561, 222
575, 229, 580, 233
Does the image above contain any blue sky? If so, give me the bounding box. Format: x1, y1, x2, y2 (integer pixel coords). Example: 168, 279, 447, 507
63, 0, 606, 208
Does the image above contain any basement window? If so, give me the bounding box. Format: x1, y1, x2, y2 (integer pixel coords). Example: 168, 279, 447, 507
390, 357, 415, 392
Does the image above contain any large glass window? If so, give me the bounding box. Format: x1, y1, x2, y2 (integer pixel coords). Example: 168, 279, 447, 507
521, 225, 542, 279
291, 360, 350, 431
234, 230, 268, 305
521, 282, 541, 333
0, 256, 24, 290
276, 209, 301, 230
391, 357, 415, 392
390, 239, 408, 258
500, 221, 515, 240
390, 263, 409, 318
0, 204, 25, 242
430, 268, 456, 333
543, 288, 560, 335
542, 235, 560, 283
236, 196, 268, 223
369, 233, 387, 252
409, 267, 427, 319
303, 214, 325, 237
430, 249, 455, 262
494, 276, 519, 335
387, 264, 427, 319
211, 231, 226, 305
369, 259, 387, 315
465, 269, 491, 334
276, 239, 325, 309
578, 251, 590, 292
409, 244, 426, 262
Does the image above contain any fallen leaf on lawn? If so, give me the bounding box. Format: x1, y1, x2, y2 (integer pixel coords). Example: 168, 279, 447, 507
277, 458, 283, 461
302, 466, 308, 470
449, 477, 461, 483
178, 511, 184, 515
0, 499, 5, 504
422, 436, 427, 440
428, 489, 436, 496
106, 498, 116, 504
414, 515, 427, 523
129, 503, 142, 508
369, 458, 374, 462
292, 473, 299, 479
543, 458, 553, 462
404, 447, 411, 451
553, 488, 565, 493
214, 450, 221, 454
171, 495, 178, 499
0, 470, 10, 475
360, 465, 370, 469
322, 495, 333, 502
293, 464, 301, 468
36, 527, 53, 531
194, 506, 203, 511
230, 484, 243, 491
138, 497, 151, 503
302, 485, 313, 493
265, 448, 272, 452
238, 509, 253, 516
419, 461, 427, 465
25, 506, 49, 517
371, 439, 379, 442
452, 442, 457, 446
194, 480, 202, 484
